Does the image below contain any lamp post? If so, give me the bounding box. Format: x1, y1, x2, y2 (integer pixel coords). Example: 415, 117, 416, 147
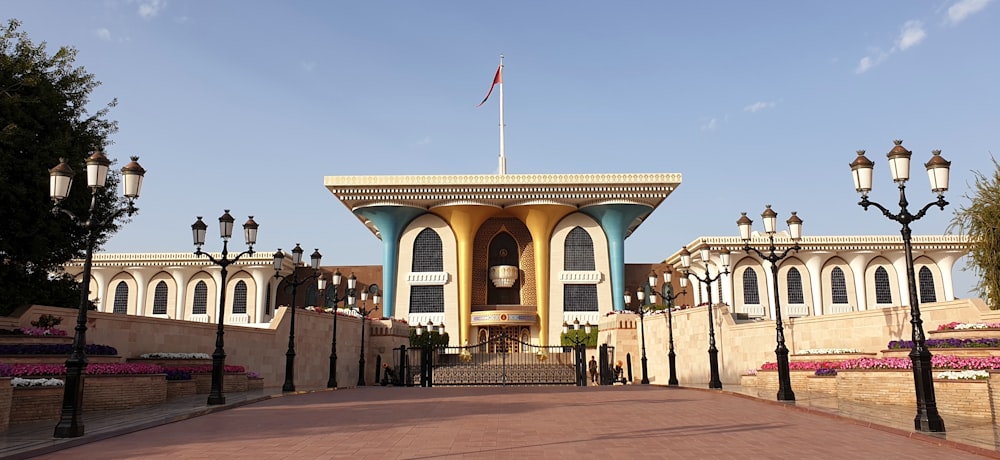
679, 246, 730, 389
326, 270, 356, 388
191, 210, 259, 405
49, 151, 146, 438
850, 140, 950, 432
651, 267, 687, 386
562, 319, 592, 386
272, 244, 323, 393
626, 287, 655, 385
738, 205, 803, 402
355, 283, 381, 386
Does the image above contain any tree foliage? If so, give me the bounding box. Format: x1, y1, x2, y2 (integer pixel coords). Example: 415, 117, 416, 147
0, 19, 126, 314
949, 157, 1000, 309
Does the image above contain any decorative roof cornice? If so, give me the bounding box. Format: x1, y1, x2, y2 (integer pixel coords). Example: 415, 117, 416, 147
63, 252, 281, 269
663, 234, 970, 264
326, 173, 682, 238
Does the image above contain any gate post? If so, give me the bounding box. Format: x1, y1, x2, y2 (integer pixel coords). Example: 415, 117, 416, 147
422, 344, 433, 387
626, 353, 633, 384
396, 345, 408, 386
375, 354, 382, 385
599, 344, 610, 385
575, 344, 586, 387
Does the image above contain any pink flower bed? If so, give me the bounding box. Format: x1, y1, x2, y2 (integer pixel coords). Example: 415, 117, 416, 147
760, 355, 1000, 371
1, 363, 167, 377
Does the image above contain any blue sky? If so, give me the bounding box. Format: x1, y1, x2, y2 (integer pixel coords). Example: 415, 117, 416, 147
6, 1, 998, 298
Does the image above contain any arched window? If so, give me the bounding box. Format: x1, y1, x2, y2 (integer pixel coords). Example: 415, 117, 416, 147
265, 281, 272, 315
113, 281, 129, 315
831, 268, 848, 304
152, 281, 168, 315
564, 227, 595, 271
193, 281, 208, 315
413, 228, 443, 272
742, 268, 760, 305
786, 268, 804, 304
306, 284, 318, 307
233, 281, 248, 314
919, 266, 937, 303
874, 267, 892, 304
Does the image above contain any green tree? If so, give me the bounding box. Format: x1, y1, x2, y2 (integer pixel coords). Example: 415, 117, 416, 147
0, 19, 127, 315
949, 157, 1000, 309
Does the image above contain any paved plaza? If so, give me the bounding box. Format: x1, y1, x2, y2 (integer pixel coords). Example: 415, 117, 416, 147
5, 384, 999, 459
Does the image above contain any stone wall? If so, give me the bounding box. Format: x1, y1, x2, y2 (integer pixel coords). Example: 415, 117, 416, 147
15, 304, 385, 390
622, 298, 990, 385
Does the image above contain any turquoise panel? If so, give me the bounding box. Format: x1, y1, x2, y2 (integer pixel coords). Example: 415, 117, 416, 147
580, 204, 652, 311
354, 206, 426, 317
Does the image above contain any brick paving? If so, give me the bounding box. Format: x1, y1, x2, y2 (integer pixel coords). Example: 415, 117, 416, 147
20, 385, 999, 459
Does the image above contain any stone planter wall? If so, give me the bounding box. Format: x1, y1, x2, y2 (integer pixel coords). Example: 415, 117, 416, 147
929, 328, 1000, 340
0, 355, 122, 365
192, 373, 248, 394
755, 370, 813, 392
0, 336, 73, 345
879, 348, 1000, 359
806, 375, 837, 394
9, 386, 62, 424
837, 369, 991, 419
83, 374, 167, 411
166, 380, 197, 399
739, 375, 756, 388
126, 358, 213, 367
0, 377, 10, 431
247, 378, 264, 392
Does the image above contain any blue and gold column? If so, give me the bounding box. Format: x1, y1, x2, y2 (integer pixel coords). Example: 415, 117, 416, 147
354, 206, 426, 318
580, 203, 653, 311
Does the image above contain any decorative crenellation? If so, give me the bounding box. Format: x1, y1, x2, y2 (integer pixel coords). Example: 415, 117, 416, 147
406, 272, 450, 286
559, 271, 603, 284
325, 172, 682, 187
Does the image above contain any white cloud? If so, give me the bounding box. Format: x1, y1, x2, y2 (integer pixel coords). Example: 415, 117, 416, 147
700, 118, 719, 132
95, 28, 112, 41
855, 48, 888, 74
744, 101, 776, 113
948, 0, 992, 24
896, 21, 926, 51
300, 61, 317, 72
136, 0, 166, 19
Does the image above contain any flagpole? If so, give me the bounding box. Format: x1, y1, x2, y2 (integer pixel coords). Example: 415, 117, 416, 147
498, 54, 506, 175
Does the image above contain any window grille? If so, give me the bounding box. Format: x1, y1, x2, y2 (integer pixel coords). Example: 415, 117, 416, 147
193, 281, 208, 315
233, 281, 248, 314
874, 267, 892, 304
919, 266, 937, 303
113, 282, 128, 314
742, 268, 760, 305
786, 268, 804, 304
152, 281, 168, 315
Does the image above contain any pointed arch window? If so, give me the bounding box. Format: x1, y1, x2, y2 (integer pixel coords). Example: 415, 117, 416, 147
564, 227, 595, 271
152, 281, 168, 315
831, 268, 848, 304
306, 284, 318, 307
413, 228, 443, 272
786, 268, 804, 304
233, 281, 248, 314
113, 281, 129, 315
742, 268, 760, 305
875, 267, 892, 304
193, 281, 208, 315
919, 266, 937, 303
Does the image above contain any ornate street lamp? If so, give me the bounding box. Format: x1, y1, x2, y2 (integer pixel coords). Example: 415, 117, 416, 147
272, 244, 323, 392
679, 246, 730, 389
562, 319, 592, 386
738, 206, 803, 402
192, 210, 258, 405
651, 267, 687, 386
355, 282, 380, 386
49, 151, 146, 438
325, 270, 357, 388
850, 140, 950, 432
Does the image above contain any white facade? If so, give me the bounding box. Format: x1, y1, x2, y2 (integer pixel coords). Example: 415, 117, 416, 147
666, 234, 968, 320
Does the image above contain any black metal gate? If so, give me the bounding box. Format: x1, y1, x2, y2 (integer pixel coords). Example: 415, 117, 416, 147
411, 332, 578, 386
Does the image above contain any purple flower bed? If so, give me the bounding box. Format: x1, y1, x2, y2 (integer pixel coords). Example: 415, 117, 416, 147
888, 338, 1000, 349
0, 363, 167, 377
0, 343, 118, 355
168, 364, 246, 374
165, 369, 193, 381
814, 368, 838, 376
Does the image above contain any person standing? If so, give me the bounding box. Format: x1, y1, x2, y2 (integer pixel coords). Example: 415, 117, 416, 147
588, 356, 599, 384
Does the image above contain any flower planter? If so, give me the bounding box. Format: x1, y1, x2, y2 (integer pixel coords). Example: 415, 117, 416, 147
192, 373, 249, 394
837, 369, 991, 418
247, 377, 264, 392
166, 380, 197, 399
0, 355, 123, 365
82, 374, 167, 411
790, 352, 876, 362
754, 370, 813, 392
9, 386, 62, 424
739, 374, 757, 388
0, 336, 72, 345
929, 328, 1000, 340
806, 375, 837, 394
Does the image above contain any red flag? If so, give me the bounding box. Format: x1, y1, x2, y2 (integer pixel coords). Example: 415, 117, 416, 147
477, 65, 502, 107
